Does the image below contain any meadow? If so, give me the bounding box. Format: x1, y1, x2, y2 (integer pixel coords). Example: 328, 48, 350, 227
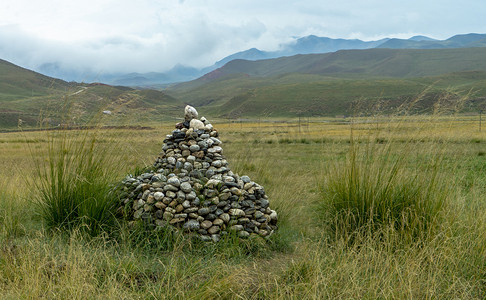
1, 115, 486, 299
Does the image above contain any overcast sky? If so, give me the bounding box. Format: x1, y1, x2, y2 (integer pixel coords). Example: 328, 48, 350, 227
1, 0, 485, 76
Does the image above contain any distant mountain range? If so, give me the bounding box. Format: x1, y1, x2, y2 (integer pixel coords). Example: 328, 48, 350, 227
166, 46, 486, 118
4, 42, 486, 125
36, 33, 486, 87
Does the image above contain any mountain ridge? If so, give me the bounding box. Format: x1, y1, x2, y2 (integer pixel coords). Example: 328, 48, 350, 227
32, 33, 486, 86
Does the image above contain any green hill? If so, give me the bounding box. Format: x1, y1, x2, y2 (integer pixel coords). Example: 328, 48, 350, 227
0, 60, 181, 128
178, 48, 486, 82
167, 48, 486, 118
0, 58, 72, 101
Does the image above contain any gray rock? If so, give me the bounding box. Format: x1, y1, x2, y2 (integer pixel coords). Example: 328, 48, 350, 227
154, 192, 164, 201
180, 182, 192, 193
260, 199, 269, 208
198, 140, 208, 148
183, 220, 200, 231
229, 208, 245, 217
176, 190, 186, 200
208, 146, 223, 154
229, 225, 244, 231
167, 157, 176, 165
238, 231, 250, 238
167, 177, 180, 187
189, 144, 200, 152
198, 207, 210, 216
186, 191, 197, 201
212, 160, 223, 168
151, 174, 166, 182
183, 162, 193, 171
210, 137, 222, 145
165, 191, 176, 198
164, 184, 179, 192
199, 235, 212, 242
254, 211, 264, 219
240, 176, 251, 183
211, 234, 221, 242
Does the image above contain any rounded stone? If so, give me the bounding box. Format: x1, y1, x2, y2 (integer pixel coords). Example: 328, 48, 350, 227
213, 218, 224, 226
198, 207, 210, 216
180, 182, 192, 193
208, 146, 223, 154
201, 220, 213, 229
229, 208, 245, 217
164, 184, 179, 192
254, 211, 264, 219
240, 175, 251, 183
167, 177, 180, 187
212, 160, 223, 168
208, 226, 220, 234
163, 211, 174, 221
238, 231, 250, 238
229, 225, 244, 231
183, 220, 200, 231
167, 157, 176, 165
183, 162, 193, 171
186, 191, 197, 201
154, 192, 164, 201
184, 105, 198, 121
189, 144, 200, 152
220, 213, 230, 223
190, 119, 205, 130
211, 234, 221, 242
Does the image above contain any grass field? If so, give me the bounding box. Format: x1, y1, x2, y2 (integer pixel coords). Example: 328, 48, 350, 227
1, 115, 486, 298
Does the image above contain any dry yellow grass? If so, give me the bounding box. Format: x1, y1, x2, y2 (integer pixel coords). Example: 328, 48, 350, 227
1, 115, 486, 298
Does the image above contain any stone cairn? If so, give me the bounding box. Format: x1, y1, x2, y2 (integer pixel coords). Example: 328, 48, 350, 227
118, 105, 278, 242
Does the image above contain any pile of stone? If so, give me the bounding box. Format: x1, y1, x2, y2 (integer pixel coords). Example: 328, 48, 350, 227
117, 106, 277, 242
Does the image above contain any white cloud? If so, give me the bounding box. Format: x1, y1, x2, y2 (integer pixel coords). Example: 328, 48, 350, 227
0, 0, 485, 78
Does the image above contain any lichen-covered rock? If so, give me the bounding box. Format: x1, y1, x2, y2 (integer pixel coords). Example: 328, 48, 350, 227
117, 107, 278, 241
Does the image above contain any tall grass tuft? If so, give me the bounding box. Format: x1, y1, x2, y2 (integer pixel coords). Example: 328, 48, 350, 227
0, 190, 25, 241
317, 137, 452, 244
33, 129, 120, 236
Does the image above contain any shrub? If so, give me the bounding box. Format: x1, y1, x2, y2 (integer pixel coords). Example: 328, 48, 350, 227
33, 130, 120, 236
317, 140, 450, 244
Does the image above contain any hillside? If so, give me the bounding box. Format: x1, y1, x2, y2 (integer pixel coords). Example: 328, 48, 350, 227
0, 58, 72, 101
0, 60, 181, 128
31, 33, 486, 86
181, 48, 486, 82
167, 47, 486, 117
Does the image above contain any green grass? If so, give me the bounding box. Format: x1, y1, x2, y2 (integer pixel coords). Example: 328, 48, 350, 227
0, 190, 25, 241
32, 129, 121, 236
316, 137, 451, 244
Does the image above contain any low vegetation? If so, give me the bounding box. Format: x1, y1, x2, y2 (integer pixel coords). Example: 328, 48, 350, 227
32, 129, 121, 236
1, 113, 486, 298
317, 137, 451, 245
